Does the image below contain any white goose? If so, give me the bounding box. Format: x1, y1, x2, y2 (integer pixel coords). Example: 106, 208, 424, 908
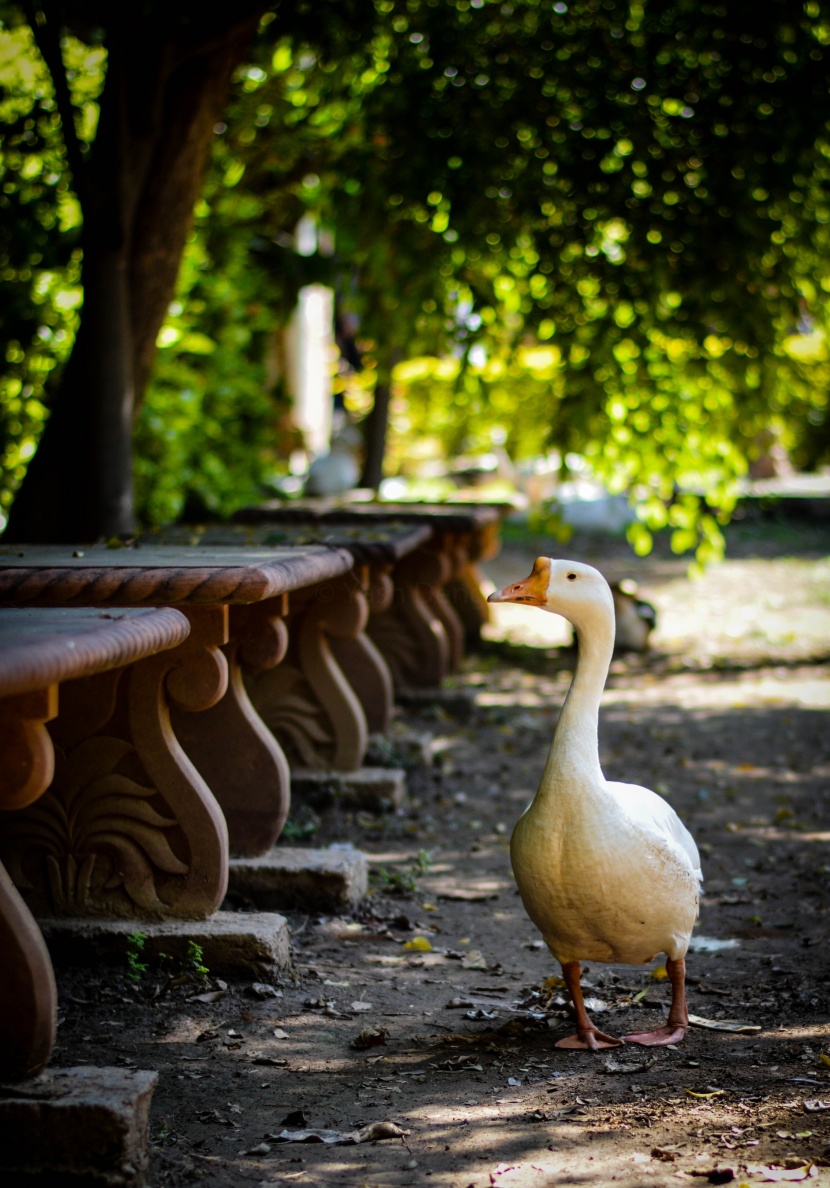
488, 558, 701, 1050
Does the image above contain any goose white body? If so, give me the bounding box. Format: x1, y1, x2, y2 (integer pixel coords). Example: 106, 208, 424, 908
489, 557, 702, 1048
512, 776, 700, 967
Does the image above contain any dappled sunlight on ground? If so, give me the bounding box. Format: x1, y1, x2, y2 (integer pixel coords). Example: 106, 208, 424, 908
44, 522, 830, 1187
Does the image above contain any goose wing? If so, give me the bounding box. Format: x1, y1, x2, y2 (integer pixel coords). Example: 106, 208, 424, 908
607, 781, 703, 884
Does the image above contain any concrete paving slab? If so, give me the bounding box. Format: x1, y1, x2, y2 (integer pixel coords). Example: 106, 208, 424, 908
229, 844, 368, 913
0, 1065, 157, 1186
290, 765, 406, 811
38, 911, 291, 977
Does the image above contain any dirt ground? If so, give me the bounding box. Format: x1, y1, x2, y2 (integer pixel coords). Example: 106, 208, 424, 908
50, 514, 830, 1187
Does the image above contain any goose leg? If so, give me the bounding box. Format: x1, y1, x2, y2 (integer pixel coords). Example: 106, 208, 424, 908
555, 961, 623, 1050
623, 956, 688, 1046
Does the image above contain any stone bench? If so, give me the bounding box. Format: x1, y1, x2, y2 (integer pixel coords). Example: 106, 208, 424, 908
234, 501, 502, 692
0, 544, 355, 915
0, 605, 189, 1082
156, 519, 430, 771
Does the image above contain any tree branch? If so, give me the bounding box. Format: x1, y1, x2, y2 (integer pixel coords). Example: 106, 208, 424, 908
22, 1, 89, 209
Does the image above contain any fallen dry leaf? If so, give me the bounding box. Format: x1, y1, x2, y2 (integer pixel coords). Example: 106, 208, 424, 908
650, 1147, 677, 1162
460, 950, 488, 970
803, 1100, 830, 1113
686, 1088, 726, 1099
351, 1026, 388, 1050
268, 1121, 408, 1146
689, 1014, 761, 1033
750, 1165, 818, 1182
602, 1055, 656, 1075
357, 1121, 410, 1142
687, 936, 740, 953
250, 982, 283, 999
434, 1054, 484, 1071
542, 975, 566, 990
268, 1127, 354, 1145
583, 996, 609, 1013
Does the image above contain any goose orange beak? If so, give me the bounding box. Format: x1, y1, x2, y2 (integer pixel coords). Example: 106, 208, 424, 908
487, 556, 551, 607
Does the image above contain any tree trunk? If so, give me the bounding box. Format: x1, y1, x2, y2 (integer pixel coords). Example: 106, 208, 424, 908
5, 5, 264, 543
129, 29, 261, 412
361, 350, 402, 492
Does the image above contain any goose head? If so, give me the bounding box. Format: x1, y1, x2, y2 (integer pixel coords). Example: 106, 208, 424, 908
488, 557, 614, 631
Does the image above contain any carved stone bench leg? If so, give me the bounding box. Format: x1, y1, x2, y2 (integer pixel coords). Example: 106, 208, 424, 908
0, 861, 57, 1080
0, 688, 58, 1081
0, 614, 230, 921
432, 532, 474, 671
328, 565, 394, 735
243, 575, 369, 773
366, 547, 451, 691
170, 602, 292, 858
444, 560, 493, 645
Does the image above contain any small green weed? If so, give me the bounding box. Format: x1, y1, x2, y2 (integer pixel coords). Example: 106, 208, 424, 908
157, 942, 210, 986
371, 849, 433, 897
372, 866, 419, 896
412, 849, 432, 873
281, 808, 318, 841
125, 932, 148, 981
186, 940, 209, 978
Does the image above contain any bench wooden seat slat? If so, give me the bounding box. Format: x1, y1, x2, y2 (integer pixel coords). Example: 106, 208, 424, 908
0, 607, 190, 698
0, 544, 353, 607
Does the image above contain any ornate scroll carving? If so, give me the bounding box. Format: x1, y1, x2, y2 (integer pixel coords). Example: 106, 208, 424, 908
244, 577, 369, 772
441, 525, 498, 645
171, 601, 292, 858
0, 861, 57, 1080
329, 566, 394, 734
366, 547, 452, 691
0, 687, 57, 811
445, 561, 493, 645
422, 534, 466, 674
0, 623, 229, 920
0, 687, 58, 1081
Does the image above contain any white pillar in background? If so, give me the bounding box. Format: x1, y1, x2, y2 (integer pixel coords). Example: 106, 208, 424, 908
285, 283, 335, 457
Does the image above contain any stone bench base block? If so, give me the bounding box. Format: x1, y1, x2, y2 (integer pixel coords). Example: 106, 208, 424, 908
38, 911, 290, 977
229, 845, 368, 913
0, 1065, 157, 1186
290, 766, 405, 812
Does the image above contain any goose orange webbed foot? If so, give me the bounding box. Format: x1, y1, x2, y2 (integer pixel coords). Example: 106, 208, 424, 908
556, 1028, 623, 1051
622, 1023, 686, 1047
623, 957, 689, 1046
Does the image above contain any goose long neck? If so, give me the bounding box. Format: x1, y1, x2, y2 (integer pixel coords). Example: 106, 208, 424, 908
539, 613, 614, 797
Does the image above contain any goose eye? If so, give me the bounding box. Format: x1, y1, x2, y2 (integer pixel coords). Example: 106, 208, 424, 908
566, 572, 577, 581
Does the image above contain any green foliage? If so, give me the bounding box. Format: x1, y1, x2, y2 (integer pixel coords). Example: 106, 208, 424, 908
281, 807, 319, 841
125, 931, 148, 981
133, 217, 298, 526
3, 0, 830, 556
371, 865, 419, 896
0, 17, 91, 526
125, 931, 208, 986
185, 941, 209, 979
371, 849, 432, 896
